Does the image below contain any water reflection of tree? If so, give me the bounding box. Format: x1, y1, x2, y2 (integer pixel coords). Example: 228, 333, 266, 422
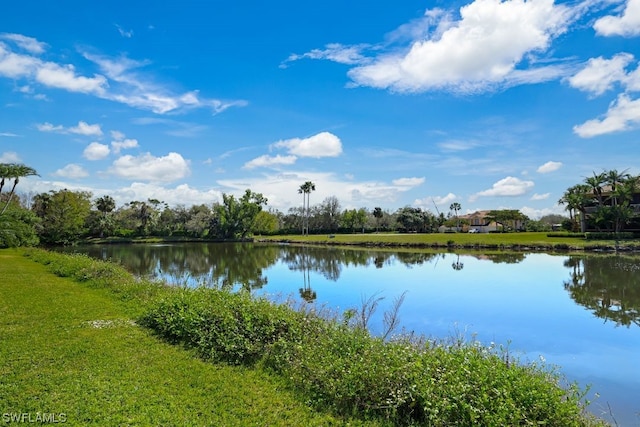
206, 243, 279, 292
451, 254, 464, 271
281, 246, 343, 282
564, 255, 640, 327
282, 246, 317, 303
282, 246, 404, 282
79, 243, 279, 292
394, 252, 439, 267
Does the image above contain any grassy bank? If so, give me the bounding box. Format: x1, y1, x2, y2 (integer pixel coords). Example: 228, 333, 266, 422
0, 249, 361, 426
79, 231, 640, 253
6, 248, 607, 426
257, 231, 640, 252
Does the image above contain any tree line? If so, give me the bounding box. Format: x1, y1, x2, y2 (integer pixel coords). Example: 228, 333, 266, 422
2, 163, 567, 247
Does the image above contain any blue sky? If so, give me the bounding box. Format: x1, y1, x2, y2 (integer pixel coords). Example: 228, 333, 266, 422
2, 0, 640, 218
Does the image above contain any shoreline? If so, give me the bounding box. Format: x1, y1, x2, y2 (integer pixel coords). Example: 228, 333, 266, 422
256, 237, 640, 254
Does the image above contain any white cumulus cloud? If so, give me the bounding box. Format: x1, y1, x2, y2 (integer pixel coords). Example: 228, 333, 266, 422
217, 170, 420, 211
520, 205, 565, 219
594, 0, 640, 37
0, 33, 47, 54
69, 121, 103, 136
347, 0, 575, 93
111, 138, 139, 154
530, 193, 550, 200
272, 131, 343, 158
37, 120, 102, 136
36, 122, 63, 132
109, 152, 190, 182
0, 151, 21, 162
537, 161, 562, 173
35, 62, 107, 94
433, 193, 458, 206
392, 177, 425, 187
473, 176, 535, 200
110, 182, 222, 207
573, 93, 640, 137
243, 154, 298, 169
83, 142, 111, 160
568, 54, 635, 96
53, 164, 89, 179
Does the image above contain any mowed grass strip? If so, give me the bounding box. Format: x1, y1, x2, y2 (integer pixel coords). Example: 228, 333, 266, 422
0, 249, 370, 426
258, 231, 632, 250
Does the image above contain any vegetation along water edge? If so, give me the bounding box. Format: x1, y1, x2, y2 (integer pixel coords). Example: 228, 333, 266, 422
1, 247, 609, 426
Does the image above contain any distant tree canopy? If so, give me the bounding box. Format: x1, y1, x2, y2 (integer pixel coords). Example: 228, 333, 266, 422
33, 189, 93, 245
395, 207, 436, 233
485, 210, 529, 231
213, 190, 268, 239
1, 161, 571, 246
15, 188, 538, 243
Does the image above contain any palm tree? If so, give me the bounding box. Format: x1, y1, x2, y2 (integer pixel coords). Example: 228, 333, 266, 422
95, 195, 116, 238
606, 168, 630, 207
558, 184, 591, 232
611, 177, 638, 232
298, 181, 315, 235
0, 163, 38, 216
584, 171, 606, 206
96, 195, 116, 216
449, 202, 461, 231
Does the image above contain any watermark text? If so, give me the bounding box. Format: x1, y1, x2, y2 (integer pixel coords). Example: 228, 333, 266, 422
2, 413, 66, 424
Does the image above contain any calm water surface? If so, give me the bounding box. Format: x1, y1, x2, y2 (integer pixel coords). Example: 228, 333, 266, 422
63, 243, 640, 426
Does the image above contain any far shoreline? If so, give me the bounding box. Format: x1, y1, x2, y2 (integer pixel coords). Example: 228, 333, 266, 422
69, 231, 640, 254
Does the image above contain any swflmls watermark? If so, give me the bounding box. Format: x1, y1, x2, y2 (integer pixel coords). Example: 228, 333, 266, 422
2, 413, 66, 424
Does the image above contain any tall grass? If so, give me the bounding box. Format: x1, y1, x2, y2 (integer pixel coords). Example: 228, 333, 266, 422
24, 248, 606, 426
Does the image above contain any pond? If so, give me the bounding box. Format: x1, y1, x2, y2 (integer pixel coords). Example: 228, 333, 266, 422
61, 242, 640, 425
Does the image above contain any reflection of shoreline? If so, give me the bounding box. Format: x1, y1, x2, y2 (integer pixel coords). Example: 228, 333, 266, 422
59, 244, 640, 328
258, 237, 640, 253
468, 253, 526, 264
564, 256, 640, 327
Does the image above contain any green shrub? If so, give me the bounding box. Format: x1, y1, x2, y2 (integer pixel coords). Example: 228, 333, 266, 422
546, 232, 586, 238
585, 232, 634, 240
140, 288, 604, 426
140, 288, 307, 365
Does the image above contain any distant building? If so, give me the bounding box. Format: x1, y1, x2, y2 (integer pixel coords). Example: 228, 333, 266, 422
459, 210, 527, 233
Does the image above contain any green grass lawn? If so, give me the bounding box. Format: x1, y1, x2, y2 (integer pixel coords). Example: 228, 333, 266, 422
257, 231, 636, 251
0, 249, 374, 426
